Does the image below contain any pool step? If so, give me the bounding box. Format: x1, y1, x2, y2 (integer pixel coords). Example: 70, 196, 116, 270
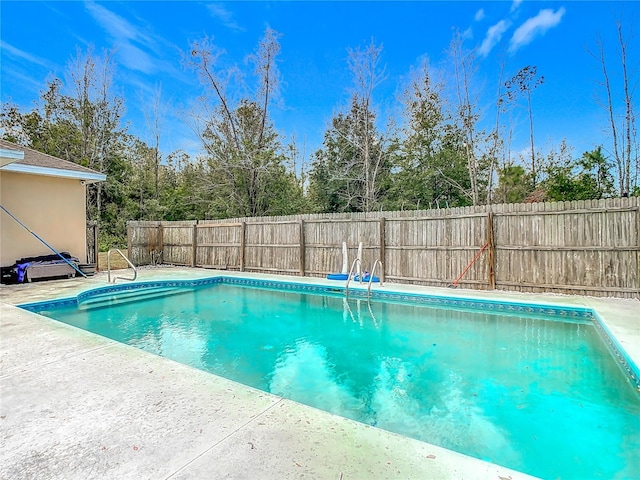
78, 287, 188, 310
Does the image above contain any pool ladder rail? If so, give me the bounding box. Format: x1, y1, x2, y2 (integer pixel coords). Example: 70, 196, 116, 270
345, 258, 384, 298
107, 248, 138, 283
342, 296, 380, 328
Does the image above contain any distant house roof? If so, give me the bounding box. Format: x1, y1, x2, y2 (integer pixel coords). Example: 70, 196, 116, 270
0, 139, 106, 183
524, 187, 547, 203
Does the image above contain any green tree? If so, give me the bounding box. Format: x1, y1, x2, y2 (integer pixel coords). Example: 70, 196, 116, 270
125, 137, 166, 221
309, 96, 388, 213
494, 165, 532, 204
431, 123, 475, 208
162, 151, 211, 220
308, 108, 358, 213
544, 146, 614, 201
386, 60, 445, 210
1, 46, 129, 247
199, 100, 301, 217
188, 29, 302, 217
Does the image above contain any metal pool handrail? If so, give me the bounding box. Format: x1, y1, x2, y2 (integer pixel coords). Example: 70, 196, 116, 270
107, 248, 138, 283
345, 257, 362, 297
343, 296, 379, 329
367, 259, 384, 297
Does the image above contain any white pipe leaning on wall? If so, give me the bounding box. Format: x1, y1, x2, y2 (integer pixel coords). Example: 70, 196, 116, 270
341, 241, 348, 274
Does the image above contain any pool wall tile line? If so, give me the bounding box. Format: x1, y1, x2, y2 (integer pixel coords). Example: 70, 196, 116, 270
220, 276, 596, 319
591, 311, 640, 392
20, 275, 594, 320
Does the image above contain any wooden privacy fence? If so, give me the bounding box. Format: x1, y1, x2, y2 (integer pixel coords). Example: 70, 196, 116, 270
128, 197, 640, 299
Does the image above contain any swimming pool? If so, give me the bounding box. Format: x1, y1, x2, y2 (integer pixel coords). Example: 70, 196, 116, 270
20, 277, 640, 479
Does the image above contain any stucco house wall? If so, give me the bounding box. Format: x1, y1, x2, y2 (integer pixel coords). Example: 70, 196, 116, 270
0, 140, 106, 267
0, 171, 88, 266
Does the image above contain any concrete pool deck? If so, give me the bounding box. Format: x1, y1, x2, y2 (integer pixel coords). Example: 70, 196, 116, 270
1, 267, 638, 480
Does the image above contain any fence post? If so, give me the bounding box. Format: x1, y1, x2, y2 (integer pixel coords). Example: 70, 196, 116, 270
299, 219, 305, 276
240, 222, 246, 271
155, 224, 163, 264
636, 202, 640, 299
86, 220, 97, 268
379, 217, 386, 283
94, 222, 99, 267
487, 212, 496, 289
192, 223, 198, 267
126, 223, 132, 256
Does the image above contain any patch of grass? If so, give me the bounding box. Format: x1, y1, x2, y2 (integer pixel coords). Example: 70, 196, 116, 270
97, 250, 131, 271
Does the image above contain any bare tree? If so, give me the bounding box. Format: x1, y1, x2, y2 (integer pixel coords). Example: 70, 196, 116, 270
250, 28, 282, 148
448, 31, 483, 205
286, 134, 309, 195
344, 38, 387, 212
505, 66, 544, 187
186, 28, 285, 217
591, 20, 637, 197
141, 84, 164, 199
487, 58, 509, 204
64, 46, 125, 224
187, 35, 241, 152
308, 40, 389, 214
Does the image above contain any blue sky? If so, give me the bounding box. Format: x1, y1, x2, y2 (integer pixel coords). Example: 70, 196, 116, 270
1, 1, 637, 165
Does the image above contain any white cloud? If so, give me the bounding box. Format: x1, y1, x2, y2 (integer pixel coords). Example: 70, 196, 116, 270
461, 26, 474, 41
475, 9, 485, 22
0, 41, 53, 69
510, 0, 523, 13
117, 44, 156, 75
478, 20, 511, 57
207, 3, 244, 32
0, 67, 46, 94
84, 1, 165, 74
509, 7, 566, 53
85, 1, 148, 44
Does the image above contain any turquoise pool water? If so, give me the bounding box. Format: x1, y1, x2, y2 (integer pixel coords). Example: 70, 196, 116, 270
24, 280, 640, 479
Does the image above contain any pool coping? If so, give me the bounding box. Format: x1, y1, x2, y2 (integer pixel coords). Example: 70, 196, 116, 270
2, 267, 639, 479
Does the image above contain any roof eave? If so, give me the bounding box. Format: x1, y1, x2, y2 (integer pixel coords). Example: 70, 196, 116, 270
0, 163, 107, 183
0, 148, 25, 167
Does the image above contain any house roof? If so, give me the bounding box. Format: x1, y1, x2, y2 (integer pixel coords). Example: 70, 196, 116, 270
0, 139, 106, 183
524, 187, 547, 203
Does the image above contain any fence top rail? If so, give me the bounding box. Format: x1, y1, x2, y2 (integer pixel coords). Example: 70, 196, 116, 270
383, 213, 488, 222
197, 223, 243, 228
243, 220, 301, 226
156, 225, 194, 229
128, 221, 197, 226
127, 196, 639, 228
128, 205, 639, 229
307, 218, 385, 224
494, 206, 639, 217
